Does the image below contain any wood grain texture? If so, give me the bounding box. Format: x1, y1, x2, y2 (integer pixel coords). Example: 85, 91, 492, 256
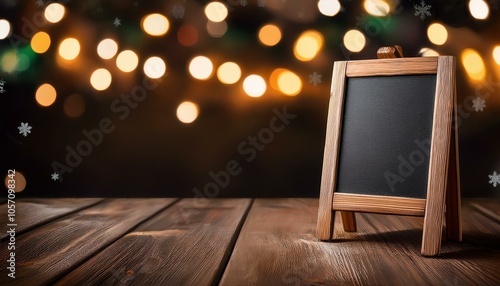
341, 211, 357, 232
0, 198, 103, 241
0, 198, 176, 285
333, 193, 426, 216
377, 45, 403, 58
221, 199, 500, 286
421, 56, 455, 256
56, 199, 252, 286
316, 61, 347, 240
346, 57, 438, 77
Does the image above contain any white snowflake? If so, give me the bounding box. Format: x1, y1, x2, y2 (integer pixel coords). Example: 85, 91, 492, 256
113, 17, 121, 27
309, 72, 322, 86
18, 122, 32, 137
489, 171, 500, 187
414, 0, 432, 20
0, 79, 5, 94
51, 172, 60, 181
35, 0, 44, 8
172, 5, 185, 19
258, 0, 265, 7
240, 0, 248, 7
472, 97, 486, 112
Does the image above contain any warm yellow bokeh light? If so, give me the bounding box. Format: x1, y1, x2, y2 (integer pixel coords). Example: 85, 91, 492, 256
269, 68, 287, 91
419, 47, 439, 57
58, 38, 80, 60
142, 13, 170, 36
318, 0, 341, 17
217, 62, 241, 84
243, 75, 266, 98
144, 56, 166, 79
177, 101, 199, 124
31, 31, 51, 54
469, 0, 489, 20
35, 83, 57, 107
258, 24, 282, 46
97, 39, 118, 59
343, 29, 366, 52
45, 3, 65, 23
461, 49, 486, 80
493, 46, 500, 65
294, 30, 324, 61
1, 51, 17, 73
116, 50, 139, 72
90, 68, 112, 91
427, 23, 447, 46
64, 93, 85, 118
189, 56, 214, 80
205, 2, 228, 22
5, 171, 26, 192
0, 19, 11, 40
364, 0, 390, 16
277, 70, 302, 96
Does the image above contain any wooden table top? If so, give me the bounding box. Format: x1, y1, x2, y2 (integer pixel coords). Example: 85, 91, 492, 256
0, 198, 499, 285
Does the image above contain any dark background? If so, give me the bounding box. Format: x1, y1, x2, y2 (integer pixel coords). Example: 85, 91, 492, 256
1, 0, 499, 198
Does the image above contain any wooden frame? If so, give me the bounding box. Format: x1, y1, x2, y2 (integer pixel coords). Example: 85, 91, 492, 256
316, 56, 461, 256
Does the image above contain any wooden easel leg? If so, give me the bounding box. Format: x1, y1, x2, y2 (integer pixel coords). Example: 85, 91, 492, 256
446, 100, 462, 241
341, 211, 357, 232
316, 209, 335, 241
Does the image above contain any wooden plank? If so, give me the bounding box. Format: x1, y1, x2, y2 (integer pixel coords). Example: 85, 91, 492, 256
317, 61, 347, 240
0, 198, 176, 285
422, 56, 455, 256
56, 199, 252, 286
0, 198, 104, 241
333, 193, 426, 216
221, 199, 500, 286
346, 57, 438, 77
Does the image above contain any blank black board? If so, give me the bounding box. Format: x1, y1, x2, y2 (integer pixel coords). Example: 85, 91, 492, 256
336, 75, 436, 199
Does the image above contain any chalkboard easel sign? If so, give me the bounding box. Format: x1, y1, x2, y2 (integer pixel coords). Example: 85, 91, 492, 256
316, 48, 461, 257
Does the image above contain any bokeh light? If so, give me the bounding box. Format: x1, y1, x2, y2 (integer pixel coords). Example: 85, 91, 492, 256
205, 2, 228, 23
270, 68, 287, 91
177, 101, 199, 124
1, 51, 17, 73
343, 29, 366, 52
493, 46, 500, 65
206, 20, 228, 38
31, 31, 51, 54
178, 25, 198, 47
243, 75, 266, 97
0, 19, 11, 39
277, 70, 302, 96
63, 93, 85, 118
258, 24, 282, 46
461, 49, 486, 80
35, 83, 57, 107
5, 171, 26, 192
294, 30, 324, 61
427, 23, 447, 45
217, 62, 241, 84
116, 50, 139, 72
58, 38, 80, 60
469, 0, 489, 20
142, 13, 170, 36
90, 68, 112, 91
364, 0, 390, 16
144, 56, 166, 79
16, 54, 30, 72
318, 0, 341, 17
97, 38, 118, 59
44, 3, 65, 23
419, 47, 439, 57
189, 56, 214, 80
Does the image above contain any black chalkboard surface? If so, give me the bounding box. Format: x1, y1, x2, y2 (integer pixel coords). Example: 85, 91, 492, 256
336, 75, 436, 198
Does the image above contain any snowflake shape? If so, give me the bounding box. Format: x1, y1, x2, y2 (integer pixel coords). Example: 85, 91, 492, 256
309, 72, 322, 86
113, 17, 121, 27
51, 172, 60, 181
489, 171, 500, 187
0, 79, 5, 94
240, 0, 248, 7
18, 122, 32, 137
258, 0, 265, 7
414, 0, 432, 20
472, 97, 486, 112
96, 7, 104, 14
35, 0, 44, 8
172, 5, 185, 19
